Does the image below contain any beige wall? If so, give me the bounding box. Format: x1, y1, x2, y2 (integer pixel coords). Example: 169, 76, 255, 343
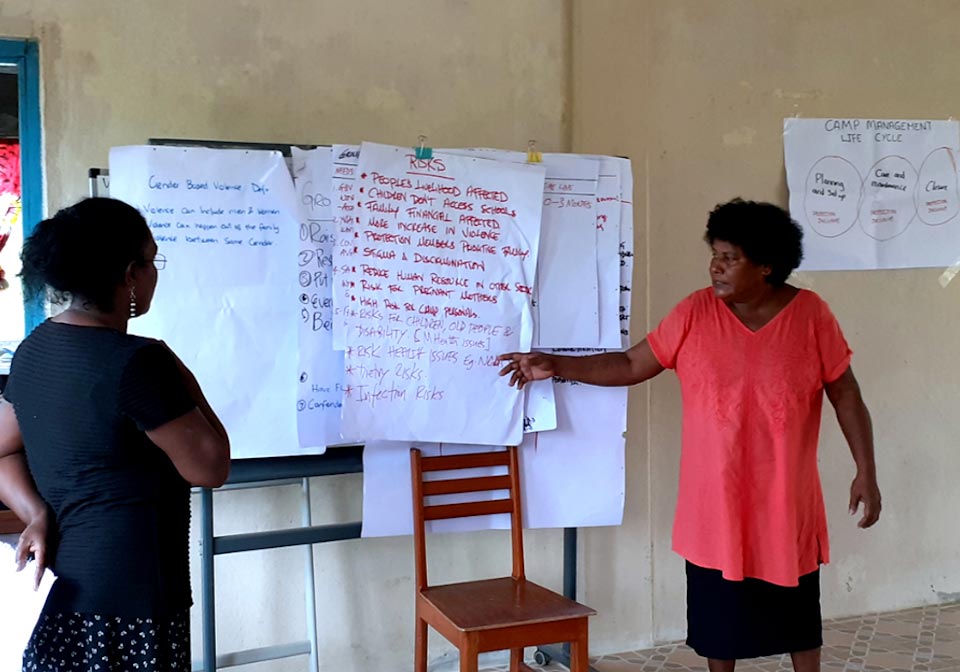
3, 0, 960, 669
1, 2, 571, 670
573, 0, 960, 646
1, 0, 571, 210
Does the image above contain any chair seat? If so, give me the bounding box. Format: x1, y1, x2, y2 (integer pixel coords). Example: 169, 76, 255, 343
420, 577, 596, 632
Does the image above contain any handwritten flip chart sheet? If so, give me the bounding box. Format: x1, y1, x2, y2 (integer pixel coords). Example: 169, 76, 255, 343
440, 149, 608, 349
434, 149, 558, 434
520, 157, 628, 529
435, 149, 556, 433
617, 158, 635, 347
331, 144, 360, 350
0, 543, 57, 669
534, 157, 601, 348
526, 157, 632, 524
340, 142, 546, 445
544, 153, 626, 349
592, 157, 624, 349
291, 147, 345, 450
360, 154, 634, 536
109, 145, 299, 459
784, 118, 960, 270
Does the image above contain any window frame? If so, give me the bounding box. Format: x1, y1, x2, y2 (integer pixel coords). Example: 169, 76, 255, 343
0, 39, 43, 333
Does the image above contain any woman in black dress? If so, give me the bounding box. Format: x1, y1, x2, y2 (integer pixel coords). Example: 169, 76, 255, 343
0, 197, 230, 671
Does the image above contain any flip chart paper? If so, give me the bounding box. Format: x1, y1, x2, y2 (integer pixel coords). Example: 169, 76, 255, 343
340, 142, 545, 445
533, 156, 601, 348
292, 147, 344, 450
110, 145, 299, 459
331, 144, 361, 350
361, 377, 626, 537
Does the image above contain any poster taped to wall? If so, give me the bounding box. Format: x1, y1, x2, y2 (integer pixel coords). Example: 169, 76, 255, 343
784, 118, 960, 270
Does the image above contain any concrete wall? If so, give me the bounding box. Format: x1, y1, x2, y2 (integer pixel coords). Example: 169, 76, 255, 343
0, 2, 570, 670
572, 0, 960, 645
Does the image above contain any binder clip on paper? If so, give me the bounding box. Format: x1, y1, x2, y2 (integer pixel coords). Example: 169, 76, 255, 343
415, 135, 433, 160
527, 139, 542, 164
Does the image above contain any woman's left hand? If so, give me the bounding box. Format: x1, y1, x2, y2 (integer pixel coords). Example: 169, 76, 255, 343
849, 472, 881, 529
15, 509, 49, 590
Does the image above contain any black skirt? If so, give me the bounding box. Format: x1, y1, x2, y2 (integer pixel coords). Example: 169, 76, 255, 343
686, 561, 823, 660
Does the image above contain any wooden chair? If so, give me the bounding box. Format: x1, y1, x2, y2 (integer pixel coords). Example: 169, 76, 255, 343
0, 508, 25, 535
411, 446, 595, 672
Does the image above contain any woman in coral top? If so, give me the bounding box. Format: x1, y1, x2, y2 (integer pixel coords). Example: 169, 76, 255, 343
499, 198, 881, 672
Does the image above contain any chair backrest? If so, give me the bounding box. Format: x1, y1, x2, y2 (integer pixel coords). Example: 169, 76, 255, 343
410, 446, 524, 591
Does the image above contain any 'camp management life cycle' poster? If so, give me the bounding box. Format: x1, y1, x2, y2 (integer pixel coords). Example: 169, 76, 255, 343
784, 118, 960, 271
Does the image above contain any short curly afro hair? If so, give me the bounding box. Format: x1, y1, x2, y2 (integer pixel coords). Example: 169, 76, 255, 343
704, 198, 804, 286
20, 197, 152, 312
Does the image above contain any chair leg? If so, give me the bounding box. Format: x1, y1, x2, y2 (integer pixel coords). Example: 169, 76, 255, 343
569, 620, 590, 672
460, 636, 479, 672
510, 647, 524, 671
414, 618, 427, 672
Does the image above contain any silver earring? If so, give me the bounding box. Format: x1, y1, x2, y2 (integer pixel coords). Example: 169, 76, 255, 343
129, 286, 137, 318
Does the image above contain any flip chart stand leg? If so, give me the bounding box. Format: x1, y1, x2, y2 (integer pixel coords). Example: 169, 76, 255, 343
193, 450, 364, 672
200, 487, 217, 672
533, 528, 598, 671
302, 477, 320, 672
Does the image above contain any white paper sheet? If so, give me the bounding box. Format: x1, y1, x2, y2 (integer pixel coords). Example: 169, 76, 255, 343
523, 378, 557, 433
340, 142, 545, 445
444, 150, 611, 349
436, 149, 558, 434
361, 441, 510, 537
331, 144, 361, 350
361, 375, 627, 536
291, 147, 344, 451
109, 145, 300, 459
592, 158, 623, 348
0, 542, 56, 670
519, 378, 626, 528
359, 151, 630, 536
616, 158, 635, 347
784, 118, 960, 270
549, 154, 625, 349
470, 151, 626, 351
437, 148, 527, 162
533, 157, 601, 348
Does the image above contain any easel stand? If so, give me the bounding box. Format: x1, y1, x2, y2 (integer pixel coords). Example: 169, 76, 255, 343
533, 529, 598, 672
195, 449, 363, 672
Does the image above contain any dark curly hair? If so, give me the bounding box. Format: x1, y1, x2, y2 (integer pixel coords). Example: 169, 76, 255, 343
20, 197, 152, 312
704, 198, 804, 286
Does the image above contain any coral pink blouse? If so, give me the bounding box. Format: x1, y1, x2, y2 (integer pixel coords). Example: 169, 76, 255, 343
647, 288, 852, 587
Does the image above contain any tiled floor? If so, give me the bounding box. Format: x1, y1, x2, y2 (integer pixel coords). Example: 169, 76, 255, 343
490, 603, 960, 672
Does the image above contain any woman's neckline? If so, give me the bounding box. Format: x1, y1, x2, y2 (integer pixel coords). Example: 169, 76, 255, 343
717, 286, 805, 335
